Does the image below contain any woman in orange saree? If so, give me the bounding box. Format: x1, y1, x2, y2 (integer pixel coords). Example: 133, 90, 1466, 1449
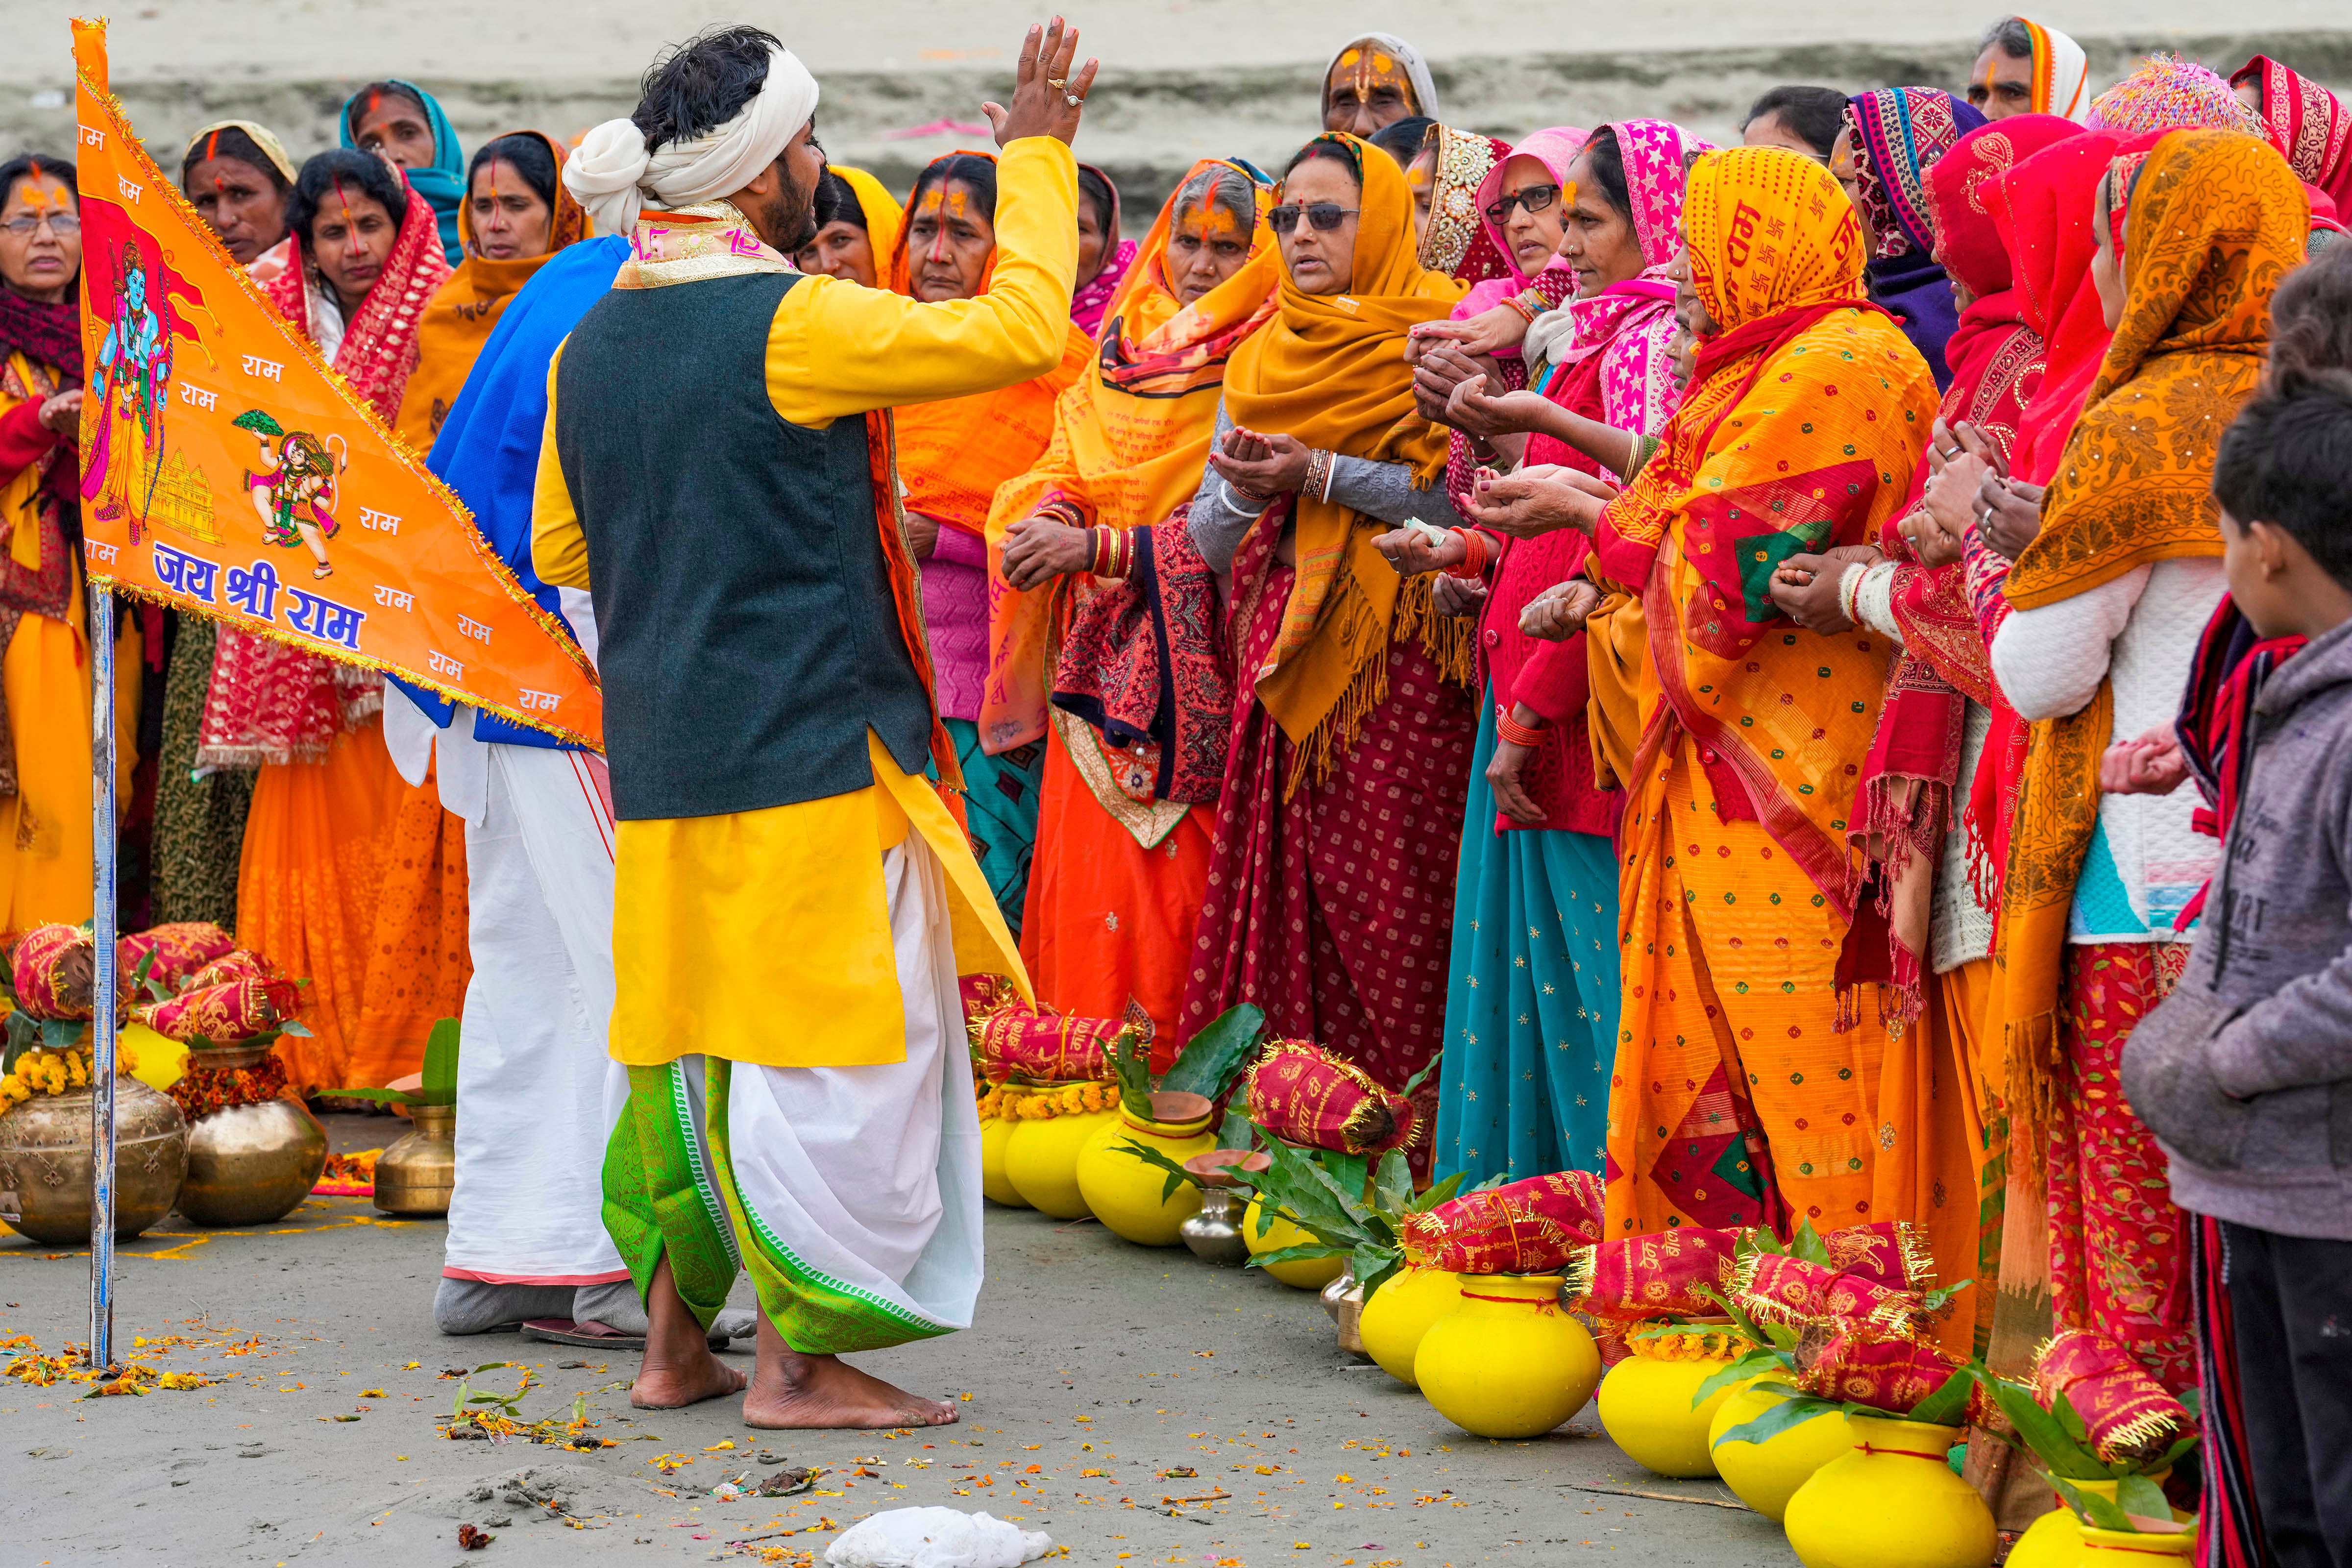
889, 150, 1093, 933
1585, 145, 1940, 1244
984, 159, 1278, 1057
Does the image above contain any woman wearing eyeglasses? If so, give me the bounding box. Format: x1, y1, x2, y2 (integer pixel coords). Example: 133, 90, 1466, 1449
1176, 132, 1473, 1127
0, 153, 142, 928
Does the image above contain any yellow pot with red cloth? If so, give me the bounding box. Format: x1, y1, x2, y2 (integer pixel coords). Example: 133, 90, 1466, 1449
999, 1082, 1120, 1218
1782, 1416, 1994, 1568
2005, 1471, 2181, 1568
1414, 1274, 1600, 1439
1075, 1092, 1216, 1247
1707, 1377, 1858, 1523
1357, 1263, 1463, 1387
1241, 1196, 1346, 1289
1594, 1325, 1743, 1477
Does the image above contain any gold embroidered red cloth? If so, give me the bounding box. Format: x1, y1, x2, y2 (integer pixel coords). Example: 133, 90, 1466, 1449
183, 949, 285, 991
960, 974, 1125, 1084
1566, 1225, 1745, 1319
142, 977, 304, 1045
8, 924, 131, 1020
2033, 1327, 2191, 1463
1398, 1170, 1604, 1272
1797, 1328, 1971, 1415
118, 921, 236, 990
1243, 1040, 1418, 1155
1813, 1219, 1937, 1290
1733, 1253, 1930, 1335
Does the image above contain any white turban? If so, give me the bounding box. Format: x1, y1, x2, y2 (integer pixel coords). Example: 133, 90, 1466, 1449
565, 45, 820, 236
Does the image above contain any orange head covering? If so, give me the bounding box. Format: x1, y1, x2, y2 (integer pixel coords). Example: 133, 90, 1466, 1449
1683, 143, 1870, 335
980, 158, 1279, 752
395, 129, 587, 449
1996, 129, 2306, 1155
1222, 132, 1466, 774
827, 163, 902, 270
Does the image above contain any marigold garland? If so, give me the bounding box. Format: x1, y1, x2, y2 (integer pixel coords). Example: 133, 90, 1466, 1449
1627, 1323, 1745, 1361
168, 1052, 291, 1120
0, 1046, 133, 1108
975, 1080, 1120, 1122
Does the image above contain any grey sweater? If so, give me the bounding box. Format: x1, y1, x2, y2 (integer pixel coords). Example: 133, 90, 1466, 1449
2122, 615, 2352, 1239
1185, 396, 1466, 576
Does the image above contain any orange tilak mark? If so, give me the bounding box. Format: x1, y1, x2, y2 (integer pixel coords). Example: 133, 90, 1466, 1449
331, 173, 353, 229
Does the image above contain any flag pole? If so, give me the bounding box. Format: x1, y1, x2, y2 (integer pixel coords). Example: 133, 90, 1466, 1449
87, 580, 119, 1369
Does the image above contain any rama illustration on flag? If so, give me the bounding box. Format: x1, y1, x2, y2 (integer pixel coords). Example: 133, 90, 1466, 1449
68, 18, 600, 746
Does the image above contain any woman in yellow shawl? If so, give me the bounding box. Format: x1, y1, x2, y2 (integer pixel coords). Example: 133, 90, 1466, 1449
1988, 129, 2306, 1389
793, 166, 901, 287
396, 130, 588, 447
982, 157, 1278, 1058
1568, 145, 1942, 1247
890, 150, 1094, 933
1175, 133, 1474, 1105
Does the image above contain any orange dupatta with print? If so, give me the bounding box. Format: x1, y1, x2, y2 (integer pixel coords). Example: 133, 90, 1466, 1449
888, 149, 1091, 540
394, 130, 588, 450
1993, 129, 2306, 1136
980, 159, 1279, 753
1592, 145, 1938, 913
1221, 133, 1465, 775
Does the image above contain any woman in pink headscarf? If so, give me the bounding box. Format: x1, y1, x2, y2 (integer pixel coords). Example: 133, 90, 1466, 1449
1373, 120, 1708, 1184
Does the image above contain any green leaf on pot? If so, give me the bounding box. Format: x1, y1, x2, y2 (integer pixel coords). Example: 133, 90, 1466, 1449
1691, 1348, 1787, 1406
421, 1017, 462, 1099
2054, 1390, 2091, 1446
1114, 1137, 1203, 1205
1787, 1220, 1833, 1268
1245, 1243, 1349, 1270
2115, 1473, 2171, 1521
1410, 1170, 1468, 1213
1351, 1243, 1404, 1301
2051, 1472, 2135, 1531
38, 1018, 83, 1051
280, 1020, 313, 1037
1156, 1004, 1264, 1101
1711, 1391, 1843, 1449
1370, 1150, 1413, 1222
1980, 1374, 2110, 1479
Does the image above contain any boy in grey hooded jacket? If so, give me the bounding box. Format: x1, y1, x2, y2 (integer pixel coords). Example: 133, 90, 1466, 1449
2122, 373, 2352, 1568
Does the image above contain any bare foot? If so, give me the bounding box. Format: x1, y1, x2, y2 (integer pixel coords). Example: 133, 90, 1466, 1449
631, 1346, 747, 1409
743, 1323, 958, 1430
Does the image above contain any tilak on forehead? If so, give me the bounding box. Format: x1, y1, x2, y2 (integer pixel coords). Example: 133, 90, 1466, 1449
1332, 45, 1415, 103
1185, 202, 1243, 236
17, 176, 70, 211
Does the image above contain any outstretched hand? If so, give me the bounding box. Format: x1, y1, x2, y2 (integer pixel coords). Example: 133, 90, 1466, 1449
1464, 465, 1617, 539
1519, 579, 1600, 640
983, 17, 1099, 147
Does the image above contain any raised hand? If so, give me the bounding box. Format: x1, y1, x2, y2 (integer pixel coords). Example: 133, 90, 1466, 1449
983, 18, 1099, 147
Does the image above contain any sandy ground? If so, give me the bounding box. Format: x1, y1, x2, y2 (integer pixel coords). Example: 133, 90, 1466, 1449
0, 1115, 1793, 1568
3, 0, 2350, 208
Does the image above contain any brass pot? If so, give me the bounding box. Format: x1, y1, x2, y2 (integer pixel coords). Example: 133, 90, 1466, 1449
373, 1102, 454, 1216
0, 1079, 189, 1244
175, 1049, 329, 1227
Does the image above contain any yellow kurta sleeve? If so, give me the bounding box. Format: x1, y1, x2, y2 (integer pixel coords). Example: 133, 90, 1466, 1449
530, 341, 592, 591
764, 136, 1080, 427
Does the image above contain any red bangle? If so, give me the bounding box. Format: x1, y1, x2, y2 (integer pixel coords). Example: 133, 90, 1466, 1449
1445, 528, 1492, 579
1494, 704, 1547, 748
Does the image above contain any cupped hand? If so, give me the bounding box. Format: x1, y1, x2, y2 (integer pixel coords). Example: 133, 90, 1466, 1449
1464, 464, 1617, 539
1519, 578, 1600, 640
1372, 523, 1465, 577
1446, 376, 1547, 444
1207, 425, 1310, 500
1001, 513, 1096, 589
982, 18, 1099, 147
37, 389, 81, 439
1409, 305, 1528, 364
1432, 572, 1488, 618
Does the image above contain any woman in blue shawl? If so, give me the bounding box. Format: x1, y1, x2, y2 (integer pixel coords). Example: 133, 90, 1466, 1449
342, 79, 466, 264
1833, 87, 1986, 390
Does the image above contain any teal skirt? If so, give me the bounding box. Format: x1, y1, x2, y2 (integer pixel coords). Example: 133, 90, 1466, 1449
943, 716, 1044, 939
1432, 690, 1621, 1185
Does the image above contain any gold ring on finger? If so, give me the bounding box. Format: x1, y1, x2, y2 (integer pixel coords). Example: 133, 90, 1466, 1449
1047, 76, 1067, 89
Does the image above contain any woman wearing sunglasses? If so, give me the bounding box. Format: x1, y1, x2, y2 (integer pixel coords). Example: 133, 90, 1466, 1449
1176, 132, 1474, 1137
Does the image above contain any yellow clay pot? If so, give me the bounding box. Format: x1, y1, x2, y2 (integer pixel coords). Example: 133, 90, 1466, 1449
1783, 1416, 1994, 1568
1414, 1274, 1600, 1440
979, 1110, 1028, 1208
1075, 1095, 1217, 1248
1707, 1376, 1859, 1523
1242, 1196, 1345, 1289
1357, 1263, 1463, 1387
1595, 1339, 1741, 1478
2078, 1526, 2194, 1563
2007, 1470, 2179, 1568
1002, 1106, 1116, 1218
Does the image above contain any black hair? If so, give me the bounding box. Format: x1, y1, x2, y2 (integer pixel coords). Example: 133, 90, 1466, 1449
811, 169, 866, 232
0, 152, 76, 210
284, 148, 411, 246
908, 154, 999, 223
1367, 115, 1436, 170
1977, 17, 2036, 59
1581, 124, 1633, 221
630, 24, 784, 154
1174, 163, 1257, 231
181, 126, 290, 194
1282, 138, 1363, 184
2265, 244, 2352, 391
1742, 85, 1848, 157
2213, 370, 2352, 588
346, 81, 430, 143
1077, 166, 1118, 235
466, 133, 559, 210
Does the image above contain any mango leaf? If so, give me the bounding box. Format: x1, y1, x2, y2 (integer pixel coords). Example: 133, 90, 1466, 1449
1712, 1391, 1843, 1449
133, 950, 170, 1004
1351, 1243, 1404, 1301
1116, 1138, 1203, 1205
2053, 1390, 2092, 1446
1316, 1151, 1371, 1215
1689, 1281, 1769, 1346
2115, 1474, 2171, 1521
1371, 1150, 1414, 1222
1111, 1029, 1153, 1118
1907, 1368, 1976, 1427
2, 1009, 37, 1072
1156, 1004, 1264, 1101
1691, 1348, 1787, 1406
1979, 1374, 2109, 1479
2050, 1473, 2135, 1531
1245, 1242, 1350, 1270
2156, 1434, 2200, 1470
280, 1019, 314, 1037
1410, 1170, 1469, 1213
1919, 1279, 1972, 1314
1787, 1220, 1833, 1268
1747, 1228, 1788, 1257
421, 1016, 462, 1099
1398, 1054, 1440, 1099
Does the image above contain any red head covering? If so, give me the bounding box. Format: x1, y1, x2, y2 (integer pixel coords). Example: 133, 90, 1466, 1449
2231, 56, 2352, 220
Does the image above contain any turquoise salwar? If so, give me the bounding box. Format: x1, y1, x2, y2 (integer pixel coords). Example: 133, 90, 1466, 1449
943, 716, 1043, 938
1433, 693, 1621, 1185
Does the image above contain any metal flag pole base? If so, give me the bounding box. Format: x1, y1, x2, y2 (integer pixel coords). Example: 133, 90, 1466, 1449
88, 581, 119, 1370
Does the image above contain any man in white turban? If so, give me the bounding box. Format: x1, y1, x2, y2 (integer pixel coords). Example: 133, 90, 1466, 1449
531, 18, 1096, 1429
1968, 16, 2094, 123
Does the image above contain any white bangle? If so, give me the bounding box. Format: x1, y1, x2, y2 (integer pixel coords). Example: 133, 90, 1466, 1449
1837, 563, 1866, 626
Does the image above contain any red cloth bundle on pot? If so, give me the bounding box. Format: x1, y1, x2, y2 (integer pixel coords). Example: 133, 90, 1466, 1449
1399, 1170, 1603, 1273
118, 921, 237, 990
182, 949, 285, 991
1243, 1040, 1417, 1154
1813, 1219, 1936, 1291
2032, 1327, 2192, 1463
1565, 1225, 1745, 1319
1733, 1252, 1931, 1335
8, 924, 130, 1021
143, 977, 304, 1045
960, 973, 1125, 1083
1796, 1328, 1970, 1416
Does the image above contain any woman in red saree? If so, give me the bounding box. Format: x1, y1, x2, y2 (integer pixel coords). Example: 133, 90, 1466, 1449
983, 158, 1279, 1057
1176, 133, 1473, 1098
202, 148, 457, 1093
